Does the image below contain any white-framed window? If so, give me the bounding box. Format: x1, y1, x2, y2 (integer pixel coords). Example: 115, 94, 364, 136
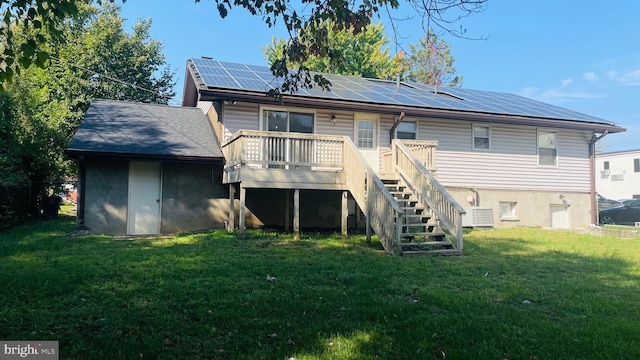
473, 124, 490, 150
357, 119, 375, 149
262, 108, 314, 134
499, 201, 517, 219
538, 129, 558, 166
396, 121, 417, 140
634, 158, 640, 172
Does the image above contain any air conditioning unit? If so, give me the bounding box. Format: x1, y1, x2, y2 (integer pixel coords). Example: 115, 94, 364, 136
462, 207, 494, 228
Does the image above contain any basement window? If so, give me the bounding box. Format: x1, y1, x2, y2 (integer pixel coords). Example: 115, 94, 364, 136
499, 202, 518, 220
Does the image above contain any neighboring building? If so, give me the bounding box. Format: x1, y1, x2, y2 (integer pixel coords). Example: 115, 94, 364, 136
596, 149, 640, 200
66, 58, 625, 255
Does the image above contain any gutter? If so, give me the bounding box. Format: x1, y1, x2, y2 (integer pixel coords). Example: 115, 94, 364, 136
589, 130, 608, 225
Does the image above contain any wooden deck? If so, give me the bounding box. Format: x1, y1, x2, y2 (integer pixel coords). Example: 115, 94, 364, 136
220, 130, 465, 255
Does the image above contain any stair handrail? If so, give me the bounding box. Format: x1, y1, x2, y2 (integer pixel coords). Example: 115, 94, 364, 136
343, 137, 404, 255
392, 140, 466, 251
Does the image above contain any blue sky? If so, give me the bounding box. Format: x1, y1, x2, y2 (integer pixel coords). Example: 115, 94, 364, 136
120, 1, 639, 152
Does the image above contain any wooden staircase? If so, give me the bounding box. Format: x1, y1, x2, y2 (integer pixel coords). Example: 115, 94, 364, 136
381, 176, 461, 256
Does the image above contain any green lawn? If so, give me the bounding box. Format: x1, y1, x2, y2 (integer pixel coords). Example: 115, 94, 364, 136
1, 210, 639, 359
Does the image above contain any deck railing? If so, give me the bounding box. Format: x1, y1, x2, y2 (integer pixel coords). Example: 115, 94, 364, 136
221, 130, 344, 170
392, 140, 466, 250
382, 140, 438, 175
343, 138, 403, 254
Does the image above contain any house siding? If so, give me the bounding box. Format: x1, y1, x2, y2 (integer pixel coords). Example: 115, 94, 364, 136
221, 102, 260, 141
414, 118, 592, 192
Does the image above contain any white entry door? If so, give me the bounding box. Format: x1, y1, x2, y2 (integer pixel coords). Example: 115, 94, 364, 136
355, 114, 380, 172
128, 161, 162, 235
550, 204, 570, 229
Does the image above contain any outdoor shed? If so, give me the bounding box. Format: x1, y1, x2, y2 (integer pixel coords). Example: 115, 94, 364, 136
66, 99, 236, 235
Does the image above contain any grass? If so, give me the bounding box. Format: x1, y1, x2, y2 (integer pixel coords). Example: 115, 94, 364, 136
1, 208, 639, 359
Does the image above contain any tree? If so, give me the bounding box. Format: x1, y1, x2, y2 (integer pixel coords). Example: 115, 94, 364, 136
404, 30, 462, 87
1, 0, 487, 95
1, 3, 175, 217
263, 21, 403, 80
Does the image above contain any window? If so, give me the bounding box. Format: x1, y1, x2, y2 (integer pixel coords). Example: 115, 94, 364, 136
634, 158, 640, 172
604, 161, 609, 170
538, 130, 557, 166
262, 109, 313, 133
357, 120, 375, 148
499, 202, 517, 219
396, 121, 417, 140
473, 124, 490, 150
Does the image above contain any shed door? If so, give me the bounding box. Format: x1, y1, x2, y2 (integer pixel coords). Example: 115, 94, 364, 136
128, 161, 162, 235
550, 204, 570, 229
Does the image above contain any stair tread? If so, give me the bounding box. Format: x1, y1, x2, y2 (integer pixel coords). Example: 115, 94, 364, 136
402, 249, 462, 256
402, 231, 446, 237
401, 232, 445, 237
402, 240, 453, 246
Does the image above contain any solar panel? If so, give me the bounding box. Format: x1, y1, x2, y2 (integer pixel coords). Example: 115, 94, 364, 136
189, 58, 613, 124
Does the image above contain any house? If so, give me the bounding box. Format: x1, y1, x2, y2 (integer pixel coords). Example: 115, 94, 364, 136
596, 149, 640, 200
66, 58, 625, 255
181, 58, 625, 244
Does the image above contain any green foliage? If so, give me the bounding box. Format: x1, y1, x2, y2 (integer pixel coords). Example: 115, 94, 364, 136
3, 0, 486, 95
405, 30, 462, 87
1, 3, 175, 220
263, 21, 403, 80
213, 0, 486, 96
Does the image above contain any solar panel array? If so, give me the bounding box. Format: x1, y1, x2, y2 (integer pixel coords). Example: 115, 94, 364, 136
190, 58, 610, 123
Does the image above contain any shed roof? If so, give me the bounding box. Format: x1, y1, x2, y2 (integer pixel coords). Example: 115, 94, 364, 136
66, 99, 223, 161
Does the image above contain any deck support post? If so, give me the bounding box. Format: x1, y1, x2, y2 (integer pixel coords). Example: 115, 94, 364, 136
365, 197, 372, 246
285, 190, 291, 231
341, 191, 348, 239
228, 184, 236, 232
239, 185, 246, 240
293, 189, 300, 240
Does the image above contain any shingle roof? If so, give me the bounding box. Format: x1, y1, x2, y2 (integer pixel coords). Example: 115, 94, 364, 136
66, 99, 223, 160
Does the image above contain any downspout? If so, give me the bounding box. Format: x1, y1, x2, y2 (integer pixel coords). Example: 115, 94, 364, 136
589, 131, 608, 225
389, 112, 405, 145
